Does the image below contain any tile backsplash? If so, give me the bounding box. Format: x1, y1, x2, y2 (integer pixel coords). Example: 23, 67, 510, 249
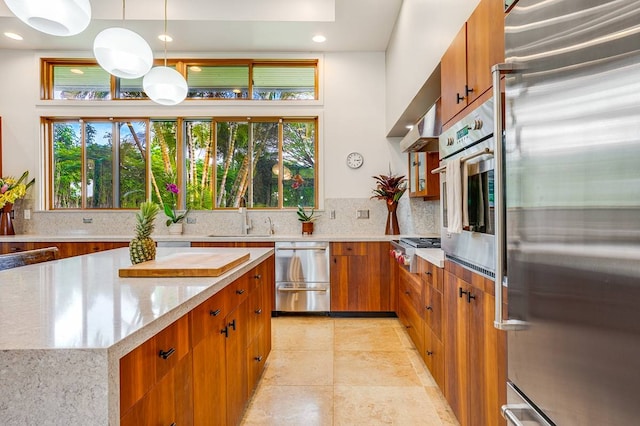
12, 197, 440, 237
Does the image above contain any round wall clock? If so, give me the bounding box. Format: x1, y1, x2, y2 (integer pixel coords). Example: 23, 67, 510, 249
346, 152, 364, 169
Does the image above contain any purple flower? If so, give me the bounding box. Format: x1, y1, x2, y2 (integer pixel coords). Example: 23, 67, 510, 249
165, 183, 179, 194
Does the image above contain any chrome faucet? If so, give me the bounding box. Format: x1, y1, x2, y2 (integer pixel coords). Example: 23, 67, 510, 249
239, 198, 252, 235
266, 217, 275, 235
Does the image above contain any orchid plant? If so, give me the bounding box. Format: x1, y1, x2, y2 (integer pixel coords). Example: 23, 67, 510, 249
163, 183, 189, 226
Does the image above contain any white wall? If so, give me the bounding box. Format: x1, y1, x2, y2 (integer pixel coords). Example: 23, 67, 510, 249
323, 52, 405, 199
385, 0, 480, 134
0, 49, 438, 235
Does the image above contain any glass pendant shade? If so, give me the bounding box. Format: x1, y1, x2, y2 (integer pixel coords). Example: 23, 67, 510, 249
93, 27, 153, 79
143, 66, 188, 105
3, 0, 91, 36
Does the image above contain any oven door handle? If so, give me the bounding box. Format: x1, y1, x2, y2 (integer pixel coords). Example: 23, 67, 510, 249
431, 147, 494, 174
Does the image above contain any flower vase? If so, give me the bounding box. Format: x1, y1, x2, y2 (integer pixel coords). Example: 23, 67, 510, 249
385, 202, 400, 235
168, 222, 183, 235
0, 203, 15, 235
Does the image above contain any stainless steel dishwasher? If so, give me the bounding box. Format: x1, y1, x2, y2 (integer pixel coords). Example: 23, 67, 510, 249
274, 241, 330, 312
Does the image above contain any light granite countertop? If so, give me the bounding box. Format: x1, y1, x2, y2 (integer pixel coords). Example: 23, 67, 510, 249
0, 246, 273, 425
415, 248, 445, 268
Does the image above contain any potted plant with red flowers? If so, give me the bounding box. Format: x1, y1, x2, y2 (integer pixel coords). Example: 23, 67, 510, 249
163, 183, 189, 235
371, 172, 407, 235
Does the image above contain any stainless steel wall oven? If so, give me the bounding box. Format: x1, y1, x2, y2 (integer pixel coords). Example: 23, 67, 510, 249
436, 98, 496, 277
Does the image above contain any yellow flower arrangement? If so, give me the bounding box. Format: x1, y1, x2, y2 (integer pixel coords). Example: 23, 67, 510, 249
0, 171, 35, 209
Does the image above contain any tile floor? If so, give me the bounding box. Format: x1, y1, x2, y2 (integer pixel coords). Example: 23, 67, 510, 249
241, 316, 459, 425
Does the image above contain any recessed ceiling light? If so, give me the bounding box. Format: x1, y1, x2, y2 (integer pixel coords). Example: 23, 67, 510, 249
189, 66, 202, 72
312, 35, 326, 43
70, 68, 84, 75
158, 34, 173, 42
4, 32, 23, 41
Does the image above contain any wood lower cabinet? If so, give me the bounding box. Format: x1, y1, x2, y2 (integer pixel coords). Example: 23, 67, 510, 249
330, 242, 391, 312
397, 267, 425, 355
0, 241, 129, 257
419, 258, 445, 391
443, 261, 506, 426
120, 315, 192, 426
121, 254, 274, 426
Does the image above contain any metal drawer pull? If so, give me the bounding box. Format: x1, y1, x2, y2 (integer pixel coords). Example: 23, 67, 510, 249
254, 355, 263, 362
210, 309, 221, 317
236, 289, 245, 295
424, 271, 432, 276
159, 348, 175, 360
502, 405, 526, 426
426, 305, 433, 311
277, 287, 327, 292
255, 308, 262, 314
277, 246, 327, 251
221, 326, 228, 338
254, 274, 262, 279
229, 319, 236, 330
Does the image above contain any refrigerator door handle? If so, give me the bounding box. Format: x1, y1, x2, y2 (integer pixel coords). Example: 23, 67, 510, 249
502, 405, 527, 426
491, 63, 528, 331
502, 404, 554, 426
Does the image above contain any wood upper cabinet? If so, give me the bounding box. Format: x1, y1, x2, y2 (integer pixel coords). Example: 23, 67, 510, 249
441, 0, 505, 126
408, 151, 440, 199
443, 262, 506, 426
330, 242, 391, 312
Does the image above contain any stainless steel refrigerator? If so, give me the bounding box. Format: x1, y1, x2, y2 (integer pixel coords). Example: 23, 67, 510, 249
492, 0, 640, 424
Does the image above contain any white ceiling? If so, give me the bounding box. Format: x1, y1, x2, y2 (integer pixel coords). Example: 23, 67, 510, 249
0, 0, 403, 52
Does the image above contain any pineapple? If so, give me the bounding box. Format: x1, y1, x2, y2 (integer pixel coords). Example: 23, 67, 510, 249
129, 201, 160, 264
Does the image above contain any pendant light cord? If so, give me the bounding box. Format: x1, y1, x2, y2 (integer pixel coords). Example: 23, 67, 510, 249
122, 0, 125, 21
164, 0, 168, 67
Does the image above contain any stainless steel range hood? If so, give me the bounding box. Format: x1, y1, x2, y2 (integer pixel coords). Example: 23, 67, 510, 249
400, 100, 441, 152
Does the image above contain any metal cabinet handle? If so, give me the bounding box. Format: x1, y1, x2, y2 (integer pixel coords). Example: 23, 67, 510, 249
210, 309, 221, 317
465, 84, 474, 96
236, 289, 245, 295
221, 326, 229, 338
426, 350, 433, 356
424, 271, 432, 276
255, 308, 262, 315
467, 292, 476, 303
253, 274, 262, 279
277, 246, 327, 251
456, 92, 464, 104
426, 305, 433, 311
254, 355, 263, 362
159, 348, 175, 360
502, 406, 526, 426
491, 62, 528, 332
459, 287, 468, 298
228, 319, 236, 331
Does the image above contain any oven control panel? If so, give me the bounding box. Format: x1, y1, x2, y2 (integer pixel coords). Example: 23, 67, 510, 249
439, 98, 494, 159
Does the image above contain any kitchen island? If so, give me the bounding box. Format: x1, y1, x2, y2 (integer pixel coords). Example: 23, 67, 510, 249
0, 246, 274, 425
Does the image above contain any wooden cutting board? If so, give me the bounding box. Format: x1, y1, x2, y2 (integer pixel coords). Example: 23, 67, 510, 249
118, 251, 251, 278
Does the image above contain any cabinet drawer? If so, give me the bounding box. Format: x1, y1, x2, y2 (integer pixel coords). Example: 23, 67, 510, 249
398, 294, 424, 355
331, 242, 367, 256
120, 314, 190, 414
425, 285, 443, 341
424, 330, 445, 390
228, 274, 250, 307
191, 289, 229, 346
399, 268, 423, 316
418, 259, 443, 293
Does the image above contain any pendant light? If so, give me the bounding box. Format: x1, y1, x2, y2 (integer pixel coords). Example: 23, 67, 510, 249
93, 0, 153, 79
3, 0, 91, 36
143, 0, 188, 105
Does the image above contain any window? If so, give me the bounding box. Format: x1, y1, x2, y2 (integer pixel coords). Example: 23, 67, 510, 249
42, 59, 318, 101
49, 119, 148, 208
47, 117, 317, 210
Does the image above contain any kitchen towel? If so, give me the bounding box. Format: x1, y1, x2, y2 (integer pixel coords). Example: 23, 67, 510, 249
462, 160, 470, 229
446, 157, 463, 234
